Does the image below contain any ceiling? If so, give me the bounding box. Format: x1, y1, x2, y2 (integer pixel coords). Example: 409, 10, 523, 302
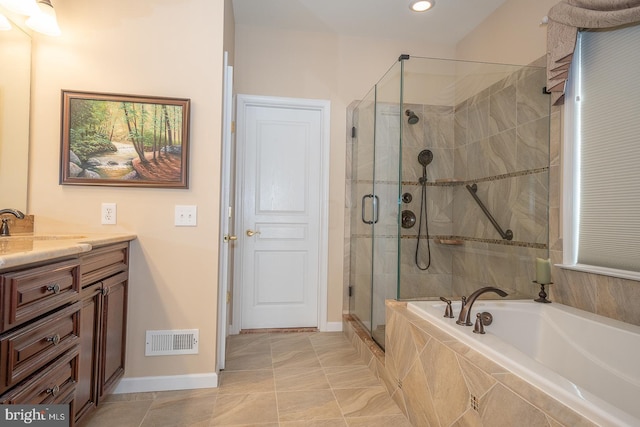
232, 0, 508, 46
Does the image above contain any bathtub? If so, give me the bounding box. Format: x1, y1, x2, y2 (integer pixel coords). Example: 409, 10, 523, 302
407, 300, 640, 427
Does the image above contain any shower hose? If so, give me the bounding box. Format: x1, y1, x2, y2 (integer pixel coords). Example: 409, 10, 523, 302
415, 165, 432, 270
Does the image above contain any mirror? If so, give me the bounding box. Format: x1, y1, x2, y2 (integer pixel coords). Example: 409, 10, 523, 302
0, 13, 31, 212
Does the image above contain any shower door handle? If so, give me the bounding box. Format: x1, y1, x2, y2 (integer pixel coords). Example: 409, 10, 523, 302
373, 195, 379, 224
361, 194, 374, 224
361, 194, 380, 224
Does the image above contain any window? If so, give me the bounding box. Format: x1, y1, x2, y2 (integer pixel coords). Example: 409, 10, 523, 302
562, 24, 640, 281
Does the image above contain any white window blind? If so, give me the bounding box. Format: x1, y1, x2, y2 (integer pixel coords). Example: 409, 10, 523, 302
576, 25, 640, 273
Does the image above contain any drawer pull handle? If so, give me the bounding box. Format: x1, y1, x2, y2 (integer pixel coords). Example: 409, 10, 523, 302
46, 334, 61, 345
46, 283, 61, 294
46, 385, 60, 397
101, 287, 109, 296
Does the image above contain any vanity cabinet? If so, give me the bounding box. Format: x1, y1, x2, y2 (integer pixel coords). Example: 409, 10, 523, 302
0, 259, 81, 426
75, 243, 129, 425
0, 239, 131, 427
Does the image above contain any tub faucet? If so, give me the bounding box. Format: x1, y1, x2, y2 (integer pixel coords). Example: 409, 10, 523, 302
0, 209, 26, 237
456, 286, 508, 326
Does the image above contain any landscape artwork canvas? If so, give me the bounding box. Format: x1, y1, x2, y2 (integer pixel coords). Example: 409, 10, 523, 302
60, 91, 190, 188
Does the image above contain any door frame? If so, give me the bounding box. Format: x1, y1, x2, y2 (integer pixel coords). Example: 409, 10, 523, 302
216, 51, 234, 371
231, 94, 330, 333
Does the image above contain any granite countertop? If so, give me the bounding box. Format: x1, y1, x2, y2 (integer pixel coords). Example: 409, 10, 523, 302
0, 233, 137, 271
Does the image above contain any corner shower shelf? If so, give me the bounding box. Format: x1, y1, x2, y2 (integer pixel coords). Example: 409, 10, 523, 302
434, 238, 464, 245
435, 178, 464, 184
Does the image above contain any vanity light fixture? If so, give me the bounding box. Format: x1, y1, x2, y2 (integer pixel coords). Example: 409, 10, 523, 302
0, 0, 61, 36
25, 0, 61, 36
0, 13, 11, 31
409, 0, 435, 12
0, 0, 39, 17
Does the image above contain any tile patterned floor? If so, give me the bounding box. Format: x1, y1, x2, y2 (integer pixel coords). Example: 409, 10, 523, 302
83, 332, 412, 427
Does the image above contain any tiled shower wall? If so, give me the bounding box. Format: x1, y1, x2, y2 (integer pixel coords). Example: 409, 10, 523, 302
449, 64, 550, 299
345, 63, 552, 312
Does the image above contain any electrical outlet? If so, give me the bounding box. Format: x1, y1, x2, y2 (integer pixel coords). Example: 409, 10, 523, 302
175, 205, 197, 226
101, 203, 117, 225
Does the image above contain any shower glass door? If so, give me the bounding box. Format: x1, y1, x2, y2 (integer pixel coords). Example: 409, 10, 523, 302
349, 54, 550, 351
349, 87, 375, 334
370, 62, 402, 348
349, 59, 402, 349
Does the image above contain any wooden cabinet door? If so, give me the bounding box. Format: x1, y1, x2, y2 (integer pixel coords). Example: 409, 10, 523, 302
99, 271, 128, 399
74, 282, 102, 423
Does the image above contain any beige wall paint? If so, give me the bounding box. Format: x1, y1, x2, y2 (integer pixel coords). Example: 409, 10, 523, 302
234, 25, 455, 323
456, 0, 558, 64
29, 0, 225, 378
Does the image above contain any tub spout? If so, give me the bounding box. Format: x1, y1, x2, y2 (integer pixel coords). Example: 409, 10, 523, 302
456, 286, 508, 326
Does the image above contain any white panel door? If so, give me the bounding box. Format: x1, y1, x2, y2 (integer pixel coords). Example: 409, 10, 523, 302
238, 98, 324, 329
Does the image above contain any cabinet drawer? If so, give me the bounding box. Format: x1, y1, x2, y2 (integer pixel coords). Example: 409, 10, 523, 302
0, 259, 80, 333
80, 243, 128, 287
0, 346, 78, 405
0, 303, 80, 394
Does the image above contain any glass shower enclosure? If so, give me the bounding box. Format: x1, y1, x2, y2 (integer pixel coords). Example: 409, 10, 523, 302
347, 55, 551, 349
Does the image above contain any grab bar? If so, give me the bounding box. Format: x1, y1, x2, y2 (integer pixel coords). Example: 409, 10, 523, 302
465, 184, 513, 241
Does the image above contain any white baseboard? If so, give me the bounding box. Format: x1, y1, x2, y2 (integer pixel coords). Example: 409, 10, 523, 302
321, 321, 343, 332
113, 373, 218, 394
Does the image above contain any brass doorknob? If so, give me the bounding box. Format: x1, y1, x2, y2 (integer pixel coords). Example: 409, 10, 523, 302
223, 234, 237, 242
246, 229, 260, 237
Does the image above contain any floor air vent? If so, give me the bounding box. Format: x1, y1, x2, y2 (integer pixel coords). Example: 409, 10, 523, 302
145, 329, 199, 356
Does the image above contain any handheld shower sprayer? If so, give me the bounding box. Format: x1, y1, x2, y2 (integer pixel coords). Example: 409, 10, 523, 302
415, 149, 433, 271
417, 149, 433, 185
418, 149, 433, 167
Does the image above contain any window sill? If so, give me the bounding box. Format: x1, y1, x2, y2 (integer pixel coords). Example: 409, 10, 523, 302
556, 263, 640, 282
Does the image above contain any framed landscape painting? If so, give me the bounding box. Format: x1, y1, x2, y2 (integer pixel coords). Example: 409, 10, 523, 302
60, 90, 190, 188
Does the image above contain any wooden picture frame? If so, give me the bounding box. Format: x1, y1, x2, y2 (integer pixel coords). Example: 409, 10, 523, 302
60, 90, 190, 188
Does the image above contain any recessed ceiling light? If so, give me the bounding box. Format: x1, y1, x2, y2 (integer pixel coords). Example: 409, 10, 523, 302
409, 0, 435, 12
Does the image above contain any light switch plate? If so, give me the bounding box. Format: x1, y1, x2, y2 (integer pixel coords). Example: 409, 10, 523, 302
175, 205, 197, 226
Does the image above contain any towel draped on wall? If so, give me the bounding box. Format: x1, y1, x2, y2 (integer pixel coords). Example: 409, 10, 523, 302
546, 0, 640, 105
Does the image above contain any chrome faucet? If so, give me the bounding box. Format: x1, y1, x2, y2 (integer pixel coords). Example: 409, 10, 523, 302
456, 286, 508, 326
0, 209, 26, 237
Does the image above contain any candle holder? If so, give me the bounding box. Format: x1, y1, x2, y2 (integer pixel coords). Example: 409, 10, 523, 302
532, 281, 552, 303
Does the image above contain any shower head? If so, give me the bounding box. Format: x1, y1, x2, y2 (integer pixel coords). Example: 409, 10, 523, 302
418, 149, 433, 166
405, 109, 419, 125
